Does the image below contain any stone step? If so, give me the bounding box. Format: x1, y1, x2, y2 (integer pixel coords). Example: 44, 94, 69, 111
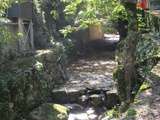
52, 86, 119, 108
51, 47, 119, 109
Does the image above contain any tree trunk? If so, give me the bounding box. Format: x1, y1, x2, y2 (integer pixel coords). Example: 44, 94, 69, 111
115, 1, 138, 111
124, 1, 138, 102
33, 0, 67, 49
41, 0, 66, 40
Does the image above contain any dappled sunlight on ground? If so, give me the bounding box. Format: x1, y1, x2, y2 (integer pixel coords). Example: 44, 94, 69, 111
124, 62, 160, 120
66, 51, 117, 90
104, 34, 120, 42
152, 62, 160, 77
52, 51, 118, 119
68, 107, 98, 120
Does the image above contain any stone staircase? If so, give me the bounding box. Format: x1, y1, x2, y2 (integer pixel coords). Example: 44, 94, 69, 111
52, 51, 119, 109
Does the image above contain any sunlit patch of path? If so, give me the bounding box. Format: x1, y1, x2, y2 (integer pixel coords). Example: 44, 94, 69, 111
67, 51, 117, 91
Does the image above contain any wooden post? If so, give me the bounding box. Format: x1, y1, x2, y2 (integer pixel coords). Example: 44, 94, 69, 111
18, 17, 26, 52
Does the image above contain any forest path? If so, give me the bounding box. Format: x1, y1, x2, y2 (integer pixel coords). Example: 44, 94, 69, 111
52, 35, 120, 104
52, 35, 120, 120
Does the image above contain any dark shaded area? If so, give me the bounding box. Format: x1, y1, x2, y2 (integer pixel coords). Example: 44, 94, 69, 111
87, 37, 119, 51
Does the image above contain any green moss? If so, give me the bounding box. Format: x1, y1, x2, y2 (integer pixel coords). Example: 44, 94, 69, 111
113, 65, 127, 101
53, 104, 69, 116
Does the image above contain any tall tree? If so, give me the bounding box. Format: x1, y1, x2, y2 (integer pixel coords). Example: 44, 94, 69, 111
123, 0, 138, 103
115, 0, 138, 111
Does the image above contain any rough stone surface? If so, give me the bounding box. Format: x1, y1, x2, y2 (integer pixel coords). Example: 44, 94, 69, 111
52, 51, 119, 107
36, 49, 68, 84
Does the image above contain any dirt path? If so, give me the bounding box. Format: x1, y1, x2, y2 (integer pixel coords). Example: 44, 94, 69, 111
67, 51, 117, 92
123, 62, 160, 120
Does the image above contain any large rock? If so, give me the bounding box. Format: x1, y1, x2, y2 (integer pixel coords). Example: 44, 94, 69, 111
36, 49, 68, 85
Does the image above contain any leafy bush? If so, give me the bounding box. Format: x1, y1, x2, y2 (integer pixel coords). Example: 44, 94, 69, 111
61, 0, 118, 36
111, 4, 128, 23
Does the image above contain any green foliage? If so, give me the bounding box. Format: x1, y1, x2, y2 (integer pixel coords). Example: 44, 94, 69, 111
63, 39, 76, 56
0, 0, 21, 50
64, 0, 101, 27
33, 0, 41, 14
0, 56, 48, 120
59, 25, 76, 38
0, 25, 18, 63
136, 34, 159, 75
137, 10, 146, 31
0, 26, 15, 46
0, 44, 68, 119
136, 36, 158, 62
111, 3, 128, 22
64, 0, 82, 16
60, 0, 118, 36
0, 0, 23, 17
106, 107, 119, 119
139, 81, 151, 92
50, 10, 59, 20
0, 0, 11, 17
